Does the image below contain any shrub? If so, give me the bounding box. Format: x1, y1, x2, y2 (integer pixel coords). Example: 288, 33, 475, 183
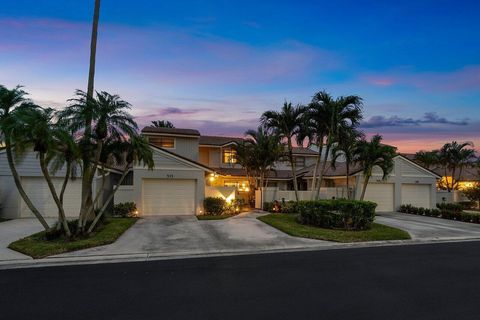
203, 197, 226, 215
225, 198, 246, 214
458, 201, 476, 210
281, 201, 298, 214
297, 199, 377, 231
263, 202, 274, 213
113, 202, 137, 217
437, 203, 462, 213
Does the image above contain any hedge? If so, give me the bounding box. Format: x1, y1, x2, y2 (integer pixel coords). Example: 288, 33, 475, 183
399, 204, 480, 224
203, 197, 246, 216
296, 199, 377, 231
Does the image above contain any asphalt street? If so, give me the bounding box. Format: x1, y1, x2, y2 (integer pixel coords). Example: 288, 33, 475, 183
1, 241, 480, 320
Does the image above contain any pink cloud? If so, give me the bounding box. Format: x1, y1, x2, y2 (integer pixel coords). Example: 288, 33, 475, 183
362, 66, 480, 92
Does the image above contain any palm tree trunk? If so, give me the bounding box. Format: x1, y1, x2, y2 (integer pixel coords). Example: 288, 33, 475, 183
346, 163, 350, 200
315, 144, 331, 200
82, 165, 108, 229
57, 160, 72, 231
87, 0, 101, 100
39, 152, 71, 237
360, 174, 370, 201
5, 140, 50, 230
87, 164, 130, 234
287, 137, 299, 201
79, 140, 103, 232
310, 140, 323, 200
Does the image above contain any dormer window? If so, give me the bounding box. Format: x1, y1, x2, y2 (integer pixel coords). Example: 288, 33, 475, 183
149, 136, 175, 149
223, 147, 237, 164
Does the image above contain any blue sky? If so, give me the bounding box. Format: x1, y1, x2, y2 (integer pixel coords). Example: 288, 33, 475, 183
1, 0, 479, 151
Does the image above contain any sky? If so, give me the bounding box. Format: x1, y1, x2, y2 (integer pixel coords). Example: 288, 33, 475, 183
1, 0, 479, 152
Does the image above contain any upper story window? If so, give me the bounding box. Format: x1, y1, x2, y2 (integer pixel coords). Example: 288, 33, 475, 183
284, 156, 305, 167
149, 136, 175, 149
295, 157, 305, 167
223, 147, 237, 164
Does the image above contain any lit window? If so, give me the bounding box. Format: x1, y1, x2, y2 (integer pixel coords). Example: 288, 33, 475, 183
149, 136, 175, 148
223, 148, 237, 164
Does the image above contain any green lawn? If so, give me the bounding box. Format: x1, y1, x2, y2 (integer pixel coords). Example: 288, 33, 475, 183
257, 214, 411, 242
9, 218, 138, 259
197, 214, 236, 220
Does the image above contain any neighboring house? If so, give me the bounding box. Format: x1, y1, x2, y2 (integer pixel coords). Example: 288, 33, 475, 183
402, 153, 479, 190
264, 155, 440, 212
0, 149, 115, 219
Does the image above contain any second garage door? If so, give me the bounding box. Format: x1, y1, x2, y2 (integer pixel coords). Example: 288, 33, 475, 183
142, 179, 196, 215
20, 177, 82, 218
401, 184, 431, 208
364, 183, 395, 212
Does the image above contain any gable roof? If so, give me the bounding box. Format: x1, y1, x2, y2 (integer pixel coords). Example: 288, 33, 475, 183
142, 127, 200, 137
149, 144, 214, 172
199, 135, 244, 146
292, 147, 317, 155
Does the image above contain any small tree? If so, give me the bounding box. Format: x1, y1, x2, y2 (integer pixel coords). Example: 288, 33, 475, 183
354, 135, 397, 200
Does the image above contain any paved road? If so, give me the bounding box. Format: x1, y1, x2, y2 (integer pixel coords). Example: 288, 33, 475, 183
1, 241, 480, 320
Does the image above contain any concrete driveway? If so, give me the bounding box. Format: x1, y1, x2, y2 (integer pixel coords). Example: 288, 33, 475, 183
57, 212, 325, 258
0, 218, 55, 261
376, 212, 480, 240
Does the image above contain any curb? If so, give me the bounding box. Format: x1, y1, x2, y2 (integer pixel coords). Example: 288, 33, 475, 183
2, 236, 480, 270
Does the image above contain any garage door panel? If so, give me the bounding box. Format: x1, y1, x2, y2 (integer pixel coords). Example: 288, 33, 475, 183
20, 177, 81, 218
401, 184, 431, 208
364, 183, 394, 212
142, 179, 195, 215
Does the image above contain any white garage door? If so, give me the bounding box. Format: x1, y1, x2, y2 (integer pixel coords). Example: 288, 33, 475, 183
142, 179, 196, 215
21, 177, 82, 218
364, 183, 395, 212
401, 184, 431, 208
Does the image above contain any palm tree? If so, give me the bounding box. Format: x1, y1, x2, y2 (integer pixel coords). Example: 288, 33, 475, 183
14, 105, 72, 236
151, 120, 175, 128
87, 134, 154, 233
58, 90, 138, 233
414, 150, 439, 169
354, 135, 397, 200
244, 127, 283, 189
309, 91, 363, 200
438, 141, 475, 192
302, 98, 328, 198
331, 128, 364, 199
261, 102, 306, 201
0, 85, 50, 230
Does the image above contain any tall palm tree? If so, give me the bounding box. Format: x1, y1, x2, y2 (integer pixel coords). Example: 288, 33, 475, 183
354, 135, 397, 200
87, 134, 154, 233
414, 150, 439, 169
151, 120, 175, 128
310, 91, 363, 200
0, 85, 50, 230
58, 90, 138, 233
261, 102, 306, 201
438, 141, 475, 192
331, 128, 364, 199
